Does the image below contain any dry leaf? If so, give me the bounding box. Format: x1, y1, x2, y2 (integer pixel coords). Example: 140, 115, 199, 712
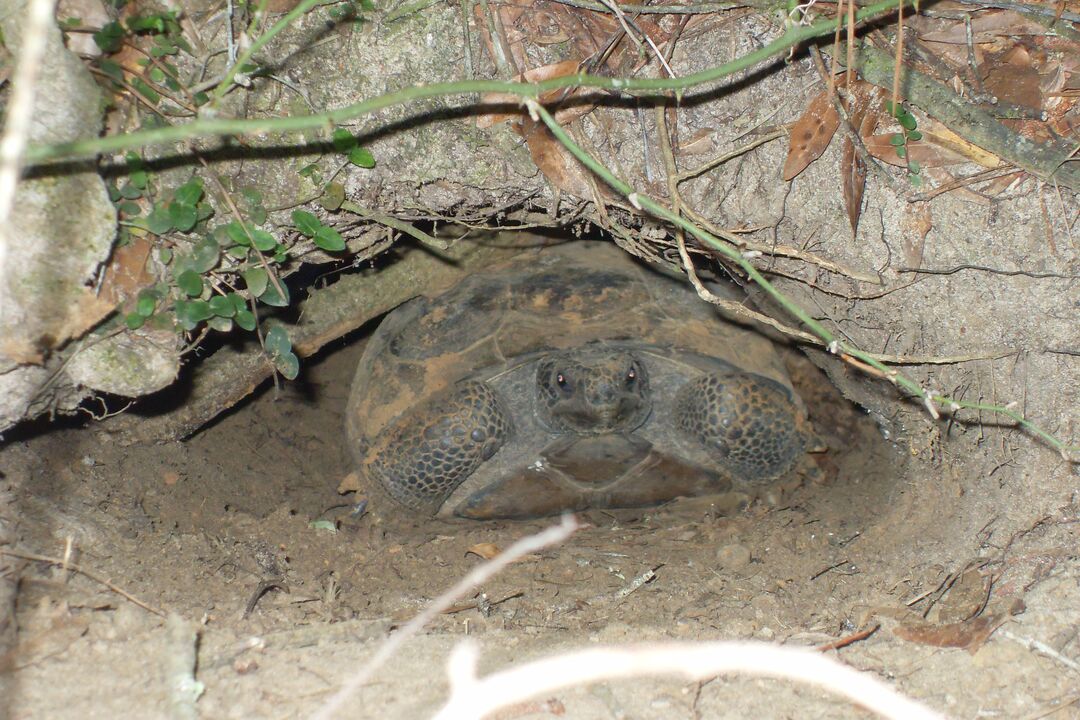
466, 543, 501, 560
893, 612, 1007, 654
477, 61, 584, 128
523, 120, 594, 199
783, 91, 840, 181
864, 134, 973, 169
97, 235, 155, 308
901, 202, 933, 268
162, 471, 181, 486
840, 83, 881, 235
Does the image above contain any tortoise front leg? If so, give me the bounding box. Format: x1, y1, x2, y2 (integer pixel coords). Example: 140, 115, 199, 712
673, 371, 808, 485
366, 381, 511, 513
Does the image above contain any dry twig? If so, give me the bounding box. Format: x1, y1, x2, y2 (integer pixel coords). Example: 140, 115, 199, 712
433, 641, 946, 720
309, 516, 580, 720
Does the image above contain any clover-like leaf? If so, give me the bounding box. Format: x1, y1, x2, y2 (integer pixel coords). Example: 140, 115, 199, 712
292, 210, 322, 237
243, 267, 268, 298
168, 202, 198, 232
250, 228, 277, 252
235, 309, 257, 331
209, 295, 235, 317
313, 226, 346, 252
176, 269, 203, 297
275, 351, 300, 380
174, 178, 204, 206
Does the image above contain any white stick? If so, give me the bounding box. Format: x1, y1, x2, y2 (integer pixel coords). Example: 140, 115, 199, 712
308, 515, 580, 720
434, 640, 947, 720
0, 0, 59, 282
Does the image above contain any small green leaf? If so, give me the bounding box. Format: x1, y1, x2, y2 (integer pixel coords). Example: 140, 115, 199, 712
174, 178, 203, 205
93, 21, 124, 52
292, 210, 322, 237
208, 295, 235, 317
909, 173, 924, 188
176, 269, 203, 297
119, 182, 144, 200
229, 293, 247, 312
193, 91, 210, 106
149, 66, 165, 83
125, 312, 146, 330
185, 299, 213, 322
898, 113, 918, 131
250, 229, 277, 252
313, 226, 346, 252
226, 245, 250, 259
196, 202, 214, 221
298, 163, 319, 178
117, 200, 141, 216
275, 351, 300, 380
225, 221, 250, 246
895, 146, 907, 159
240, 187, 263, 206
331, 128, 357, 153
243, 267, 269, 297
259, 280, 290, 307
168, 202, 198, 232
265, 325, 291, 354
319, 183, 345, 211
347, 147, 375, 168
889, 133, 905, 147
235, 309, 257, 331
146, 206, 173, 234
207, 316, 233, 332
129, 169, 149, 189
308, 519, 337, 533
908, 160, 921, 174
136, 290, 157, 317
248, 206, 268, 226
190, 238, 220, 273
158, 247, 173, 264
130, 77, 161, 105
907, 130, 923, 142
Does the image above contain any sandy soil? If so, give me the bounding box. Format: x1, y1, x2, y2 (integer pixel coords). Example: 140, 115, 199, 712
1, 315, 1078, 720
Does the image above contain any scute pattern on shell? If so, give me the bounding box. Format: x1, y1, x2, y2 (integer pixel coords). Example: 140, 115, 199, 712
673, 373, 804, 484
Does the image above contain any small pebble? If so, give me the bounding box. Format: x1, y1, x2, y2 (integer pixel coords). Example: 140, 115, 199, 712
716, 543, 752, 572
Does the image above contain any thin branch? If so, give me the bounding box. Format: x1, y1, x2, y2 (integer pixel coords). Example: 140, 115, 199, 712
309, 517, 580, 720
25, 0, 916, 163
0, 548, 166, 617
433, 641, 946, 720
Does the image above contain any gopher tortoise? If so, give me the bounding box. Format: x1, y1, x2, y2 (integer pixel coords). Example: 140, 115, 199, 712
345, 242, 823, 520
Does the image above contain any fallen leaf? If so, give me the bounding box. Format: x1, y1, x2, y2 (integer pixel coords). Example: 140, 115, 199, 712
901, 202, 933, 268
466, 542, 502, 560
783, 90, 840, 181
841, 82, 881, 235
162, 471, 181, 486
523, 120, 594, 200
893, 612, 1007, 654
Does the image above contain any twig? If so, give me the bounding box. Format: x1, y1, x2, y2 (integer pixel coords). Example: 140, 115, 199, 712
432, 641, 946, 720
308, 516, 580, 720
25, 0, 919, 163
340, 201, 450, 251
0, 548, 166, 617
998, 629, 1080, 675
896, 265, 1079, 280
816, 623, 880, 651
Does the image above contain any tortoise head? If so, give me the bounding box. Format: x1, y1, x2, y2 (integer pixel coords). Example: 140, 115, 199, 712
535, 348, 651, 435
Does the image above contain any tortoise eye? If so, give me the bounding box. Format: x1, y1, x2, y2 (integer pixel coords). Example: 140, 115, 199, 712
626, 367, 637, 385
556, 372, 571, 391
